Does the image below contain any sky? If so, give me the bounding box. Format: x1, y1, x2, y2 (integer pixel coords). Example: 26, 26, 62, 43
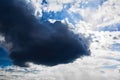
0, 0, 120, 80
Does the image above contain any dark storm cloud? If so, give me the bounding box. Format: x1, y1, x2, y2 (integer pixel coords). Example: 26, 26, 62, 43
0, 0, 90, 67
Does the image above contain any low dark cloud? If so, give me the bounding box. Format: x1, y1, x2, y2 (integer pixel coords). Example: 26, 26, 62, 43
0, 0, 90, 67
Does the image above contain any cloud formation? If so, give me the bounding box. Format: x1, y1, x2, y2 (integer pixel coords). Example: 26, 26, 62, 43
0, 0, 90, 67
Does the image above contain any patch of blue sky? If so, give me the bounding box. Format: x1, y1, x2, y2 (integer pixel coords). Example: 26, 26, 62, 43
0, 59, 12, 68
101, 64, 120, 69
110, 43, 120, 52
99, 23, 120, 32
79, 0, 107, 9
0, 47, 12, 67
39, 0, 85, 25
106, 57, 120, 62
0, 47, 9, 57
40, 8, 82, 25
40, 10, 67, 22
38, 1, 85, 25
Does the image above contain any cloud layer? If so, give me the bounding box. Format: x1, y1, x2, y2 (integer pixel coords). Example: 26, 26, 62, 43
0, 0, 90, 67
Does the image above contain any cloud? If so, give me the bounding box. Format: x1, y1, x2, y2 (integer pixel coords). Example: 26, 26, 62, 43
0, 0, 90, 67
0, 0, 120, 80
